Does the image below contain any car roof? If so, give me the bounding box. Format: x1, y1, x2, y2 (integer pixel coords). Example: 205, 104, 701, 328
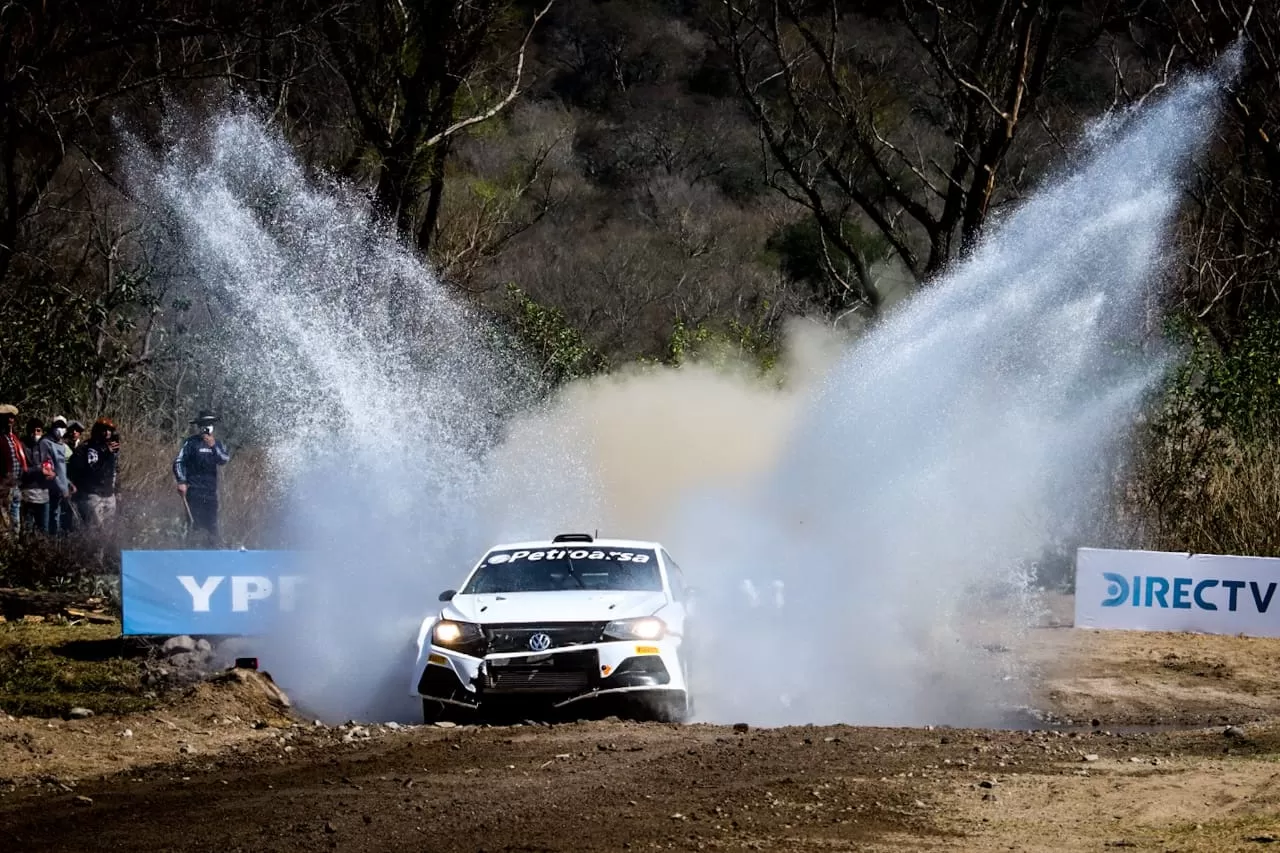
484, 538, 665, 552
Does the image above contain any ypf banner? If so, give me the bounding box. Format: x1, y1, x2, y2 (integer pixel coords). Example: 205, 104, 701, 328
1075, 547, 1280, 638
121, 550, 303, 636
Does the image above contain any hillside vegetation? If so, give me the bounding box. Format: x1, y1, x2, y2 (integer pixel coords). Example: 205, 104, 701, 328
2, 0, 1279, 561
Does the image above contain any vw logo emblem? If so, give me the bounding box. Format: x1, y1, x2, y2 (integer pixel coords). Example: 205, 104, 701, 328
528, 632, 553, 652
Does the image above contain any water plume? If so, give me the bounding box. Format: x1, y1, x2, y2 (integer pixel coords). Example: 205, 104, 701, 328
660, 57, 1235, 725
127, 106, 539, 721
496, 56, 1236, 726
126, 50, 1234, 725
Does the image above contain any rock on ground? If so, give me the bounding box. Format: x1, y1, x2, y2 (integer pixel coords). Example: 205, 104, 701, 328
161, 635, 197, 655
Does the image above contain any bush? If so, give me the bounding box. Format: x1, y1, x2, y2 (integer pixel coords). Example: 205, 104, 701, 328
1120, 310, 1280, 557
0, 532, 118, 596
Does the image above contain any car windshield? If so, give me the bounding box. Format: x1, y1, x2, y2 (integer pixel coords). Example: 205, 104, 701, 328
461, 547, 663, 594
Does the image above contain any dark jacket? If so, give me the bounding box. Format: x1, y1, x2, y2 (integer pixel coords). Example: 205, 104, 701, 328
173, 435, 230, 494
69, 439, 119, 497
20, 436, 61, 493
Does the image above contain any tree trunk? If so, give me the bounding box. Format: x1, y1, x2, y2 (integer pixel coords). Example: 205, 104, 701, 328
417, 141, 452, 255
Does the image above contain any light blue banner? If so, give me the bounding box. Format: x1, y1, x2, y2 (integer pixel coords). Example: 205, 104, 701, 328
120, 550, 303, 636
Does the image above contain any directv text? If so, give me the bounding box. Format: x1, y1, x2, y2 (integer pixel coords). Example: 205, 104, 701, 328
1101, 572, 1277, 613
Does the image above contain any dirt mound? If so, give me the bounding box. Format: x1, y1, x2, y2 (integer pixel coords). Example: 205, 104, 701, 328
186, 669, 294, 723
0, 667, 301, 786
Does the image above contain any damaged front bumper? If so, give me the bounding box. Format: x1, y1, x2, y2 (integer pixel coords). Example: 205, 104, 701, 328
414, 639, 687, 710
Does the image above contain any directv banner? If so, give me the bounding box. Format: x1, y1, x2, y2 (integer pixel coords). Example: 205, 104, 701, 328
121, 550, 303, 636
1075, 547, 1280, 638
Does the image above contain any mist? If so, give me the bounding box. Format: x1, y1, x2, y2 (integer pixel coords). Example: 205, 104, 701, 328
485, 56, 1233, 727
126, 51, 1232, 725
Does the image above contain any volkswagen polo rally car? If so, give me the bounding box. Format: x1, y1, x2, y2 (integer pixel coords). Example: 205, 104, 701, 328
410, 534, 694, 723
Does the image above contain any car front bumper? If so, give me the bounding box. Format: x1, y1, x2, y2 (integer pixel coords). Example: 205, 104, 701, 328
414, 638, 687, 709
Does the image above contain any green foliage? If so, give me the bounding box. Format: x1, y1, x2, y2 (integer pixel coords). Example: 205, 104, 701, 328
0, 271, 155, 415
505, 283, 608, 384
1188, 312, 1280, 438
665, 309, 779, 373
1122, 309, 1280, 557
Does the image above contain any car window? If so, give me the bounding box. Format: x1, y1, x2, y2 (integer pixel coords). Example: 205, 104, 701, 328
661, 549, 687, 601
462, 547, 663, 594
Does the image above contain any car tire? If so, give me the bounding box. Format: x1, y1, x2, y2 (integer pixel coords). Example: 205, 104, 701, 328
648, 691, 690, 724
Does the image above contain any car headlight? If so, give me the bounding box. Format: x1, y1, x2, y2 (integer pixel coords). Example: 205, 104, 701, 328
433, 620, 483, 647
603, 616, 666, 641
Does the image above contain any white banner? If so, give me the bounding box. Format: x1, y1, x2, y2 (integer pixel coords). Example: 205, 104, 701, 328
1075, 547, 1280, 638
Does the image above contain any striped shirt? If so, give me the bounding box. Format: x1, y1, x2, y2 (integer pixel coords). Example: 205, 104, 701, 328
4, 433, 27, 484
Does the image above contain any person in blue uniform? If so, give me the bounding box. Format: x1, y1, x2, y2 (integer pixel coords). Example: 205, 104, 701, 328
173, 410, 231, 544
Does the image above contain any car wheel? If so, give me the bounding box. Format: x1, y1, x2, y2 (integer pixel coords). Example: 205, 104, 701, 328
648, 692, 690, 724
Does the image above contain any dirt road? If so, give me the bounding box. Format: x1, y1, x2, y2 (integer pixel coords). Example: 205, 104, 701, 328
3, 621, 1280, 851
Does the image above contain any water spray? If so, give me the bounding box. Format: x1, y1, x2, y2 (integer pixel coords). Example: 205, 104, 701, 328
127, 53, 1236, 725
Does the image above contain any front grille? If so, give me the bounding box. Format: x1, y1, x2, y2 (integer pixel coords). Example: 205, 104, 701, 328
487, 670, 591, 692
483, 649, 598, 694
483, 622, 607, 653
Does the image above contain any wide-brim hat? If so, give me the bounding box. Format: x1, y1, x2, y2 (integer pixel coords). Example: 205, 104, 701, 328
0, 404, 17, 416
190, 409, 220, 425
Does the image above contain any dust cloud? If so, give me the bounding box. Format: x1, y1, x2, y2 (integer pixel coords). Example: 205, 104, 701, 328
128, 51, 1234, 727
488, 319, 1039, 726
485, 55, 1235, 727
487, 319, 842, 537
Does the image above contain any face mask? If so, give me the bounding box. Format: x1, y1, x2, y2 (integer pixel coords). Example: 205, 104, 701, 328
54, 427, 65, 438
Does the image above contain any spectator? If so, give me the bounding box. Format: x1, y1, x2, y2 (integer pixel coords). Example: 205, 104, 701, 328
67, 420, 85, 450
45, 416, 74, 534
69, 417, 120, 530
174, 410, 230, 544
56, 418, 84, 532
0, 404, 26, 532
19, 417, 56, 533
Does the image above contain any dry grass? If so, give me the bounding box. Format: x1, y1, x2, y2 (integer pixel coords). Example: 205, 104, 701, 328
0, 621, 151, 717
114, 432, 281, 549
1120, 426, 1280, 558
1181, 438, 1280, 556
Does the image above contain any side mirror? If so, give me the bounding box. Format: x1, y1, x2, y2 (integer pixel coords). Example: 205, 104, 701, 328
438, 589, 456, 602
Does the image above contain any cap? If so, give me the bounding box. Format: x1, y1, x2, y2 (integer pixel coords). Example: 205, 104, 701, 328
51, 416, 67, 427
68, 420, 85, 432
190, 410, 220, 425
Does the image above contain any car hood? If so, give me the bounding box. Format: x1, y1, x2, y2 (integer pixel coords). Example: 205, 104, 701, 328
444, 590, 667, 624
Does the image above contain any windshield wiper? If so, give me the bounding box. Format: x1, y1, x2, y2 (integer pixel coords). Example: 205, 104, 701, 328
564, 556, 586, 589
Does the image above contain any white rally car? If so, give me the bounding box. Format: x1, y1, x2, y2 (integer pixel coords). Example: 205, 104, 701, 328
410, 534, 694, 723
